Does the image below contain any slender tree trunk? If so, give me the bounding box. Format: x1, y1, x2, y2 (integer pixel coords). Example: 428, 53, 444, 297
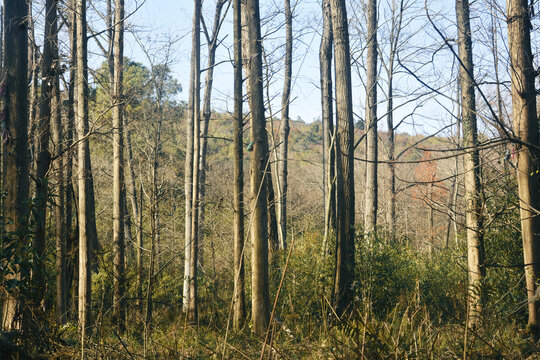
506, 0, 540, 331
385, 0, 404, 238
124, 115, 142, 318
183, 0, 200, 313
33, 0, 58, 313
112, 0, 126, 333
267, 170, 279, 252
232, 0, 246, 329
75, 0, 94, 352
276, 0, 292, 251
65, 0, 77, 322
187, 0, 202, 324
330, 0, 355, 316
320, 0, 335, 255
44, 0, 66, 324
199, 0, 226, 269
246, 0, 270, 336
456, 0, 485, 328
364, 0, 378, 238
1, 0, 29, 332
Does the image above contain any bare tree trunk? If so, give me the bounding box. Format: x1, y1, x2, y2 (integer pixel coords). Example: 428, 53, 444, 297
276, 0, 292, 251
32, 0, 58, 314
232, 0, 246, 329
65, 1, 77, 322
183, 0, 200, 314
124, 115, 142, 318
112, 0, 126, 333
320, 0, 335, 255
364, 0, 378, 238
267, 170, 279, 252
330, 0, 355, 316
199, 0, 227, 269
75, 0, 94, 353
506, 0, 540, 332
246, 0, 270, 336
384, 0, 404, 238
1, 0, 29, 332
456, 0, 485, 328
187, 0, 202, 324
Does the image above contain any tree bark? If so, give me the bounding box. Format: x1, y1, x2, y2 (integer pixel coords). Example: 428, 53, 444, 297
33, 0, 58, 314
75, 0, 95, 351
276, 0, 292, 251
187, 0, 202, 324
506, 0, 540, 331
199, 0, 227, 269
112, 0, 126, 333
330, 0, 355, 316
456, 0, 485, 328
246, 0, 270, 336
232, 0, 246, 329
364, 0, 378, 238
1, 0, 29, 332
320, 0, 335, 256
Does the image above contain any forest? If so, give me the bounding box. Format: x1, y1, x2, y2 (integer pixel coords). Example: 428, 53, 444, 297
1, 0, 540, 358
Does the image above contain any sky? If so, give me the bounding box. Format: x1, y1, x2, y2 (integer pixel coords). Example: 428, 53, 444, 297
124, 0, 325, 123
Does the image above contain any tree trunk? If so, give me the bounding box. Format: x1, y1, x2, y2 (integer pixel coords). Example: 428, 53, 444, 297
364, 0, 378, 238
33, 0, 58, 314
199, 0, 226, 269
124, 115, 142, 319
329, 0, 355, 316
187, 0, 202, 324
112, 0, 126, 333
276, 0, 292, 251
506, 0, 540, 331
320, 0, 335, 256
75, 0, 94, 351
183, 0, 200, 314
384, 0, 404, 238
232, 0, 246, 329
456, 0, 485, 328
246, 0, 270, 336
65, 0, 77, 322
1, 0, 29, 332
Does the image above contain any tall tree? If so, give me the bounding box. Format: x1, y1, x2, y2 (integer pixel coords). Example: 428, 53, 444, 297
364, 0, 378, 238
232, 0, 246, 329
330, 0, 355, 316
33, 0, 58, 311
456, 0, 484, 328
320, 0, 335, 255
112, 0, 126, 333
187, 0, 202, 324
198, 0, 227, 267
50, 0, 66, 323
383, 0, 404, 236
276, 0, 292, 250
506, 0, 540, 331
246, 0, 270, 336
1, 0, 29, 331
75, 0, 97, 352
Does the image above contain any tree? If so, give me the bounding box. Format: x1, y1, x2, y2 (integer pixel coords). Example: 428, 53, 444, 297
276, 0, 292, 251
232, 0, 246, 329
455, 0, 484, 328
1, 0, 29, 331
320, 0, 335, 255
75, 0, 98, 352
183, 0, 201, 324
330, 0, 355, 316
112, 0, 126, 333
364, 0, 378, 238
246, 0, 270, 336
506, 0, 540, 331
